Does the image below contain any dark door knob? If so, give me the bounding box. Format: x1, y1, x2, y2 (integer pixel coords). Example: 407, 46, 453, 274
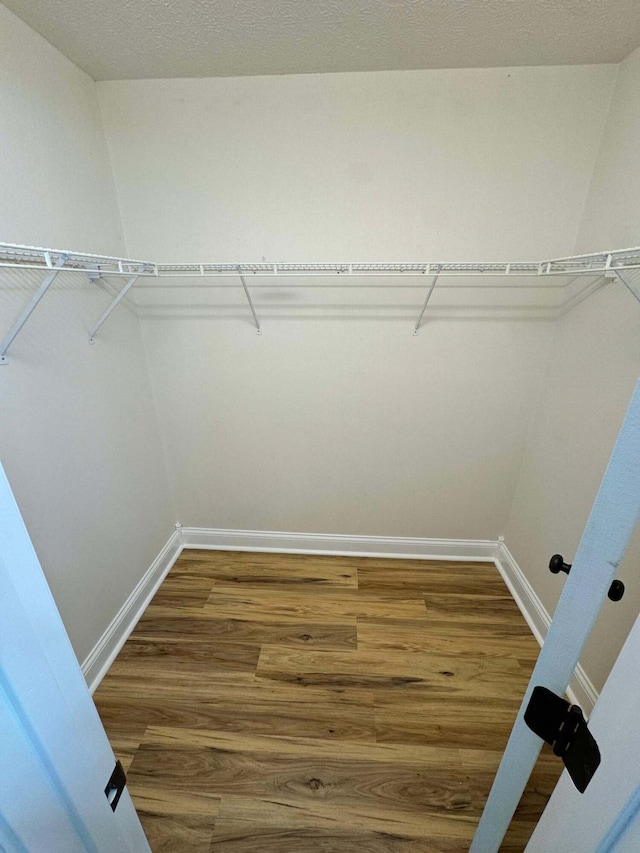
549, 554, 571, 575
608, 580, 625, 602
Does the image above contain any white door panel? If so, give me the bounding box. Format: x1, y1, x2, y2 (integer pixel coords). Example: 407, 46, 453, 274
0, 462, 150, 851
527, 614, 640, 852
0, 681, 88, 852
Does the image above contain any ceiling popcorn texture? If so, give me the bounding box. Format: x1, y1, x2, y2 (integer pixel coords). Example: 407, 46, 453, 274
3, 0, 640, 81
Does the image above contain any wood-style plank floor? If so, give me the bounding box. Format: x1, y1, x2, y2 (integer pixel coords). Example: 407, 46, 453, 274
93, 551, 561, 852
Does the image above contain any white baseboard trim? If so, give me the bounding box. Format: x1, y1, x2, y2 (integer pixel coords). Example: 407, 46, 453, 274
495, 538, 599, 715
180, 527, 499, 562
82, 528, 183, 693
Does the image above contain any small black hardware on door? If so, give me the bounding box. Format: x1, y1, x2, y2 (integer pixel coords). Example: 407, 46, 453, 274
549, 554, 625, 601
105, 760, 127, 812
524, 686, 600, 793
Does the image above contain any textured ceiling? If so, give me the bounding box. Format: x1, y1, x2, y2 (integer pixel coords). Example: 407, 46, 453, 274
4, 0, 640, 80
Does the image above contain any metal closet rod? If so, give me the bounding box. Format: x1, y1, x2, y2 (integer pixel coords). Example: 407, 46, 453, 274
1, 242, 639, 360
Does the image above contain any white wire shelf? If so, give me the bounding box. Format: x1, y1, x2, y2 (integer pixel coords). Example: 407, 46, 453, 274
153, 252, 640, 277
0, 243, 153, 277
1, 242, 640, 279
1, 240, 639, 360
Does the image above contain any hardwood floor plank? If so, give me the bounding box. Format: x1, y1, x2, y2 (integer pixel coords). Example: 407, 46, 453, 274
127, 786, 220, 853
126, 784, 221, 818
374, 695, 521, 751
423, 592, 527, 623
135, 610, 357, 650
209, 825, 466, 852
147, 575, 214, 609
261, 555, 487, 573
95, 670, 259, 701
357, 617, 539, 660
206, 586, 427, 623
128, 744, 472, 820
96, 669, 374, 703
173, 550, 358, 586
358, 563, 508, 597
137, 726, 462, 765
208, 796, 476, 843
256, 645, 529, 696
136, 812, 215, 853
113, 636, 261, 674
96, 685, 376, 742
372, 617, 540, 640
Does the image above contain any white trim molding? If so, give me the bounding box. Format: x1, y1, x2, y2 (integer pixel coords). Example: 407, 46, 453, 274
494, 537, 599, 715
180, 527, 499, 562
82, 527, 183, 693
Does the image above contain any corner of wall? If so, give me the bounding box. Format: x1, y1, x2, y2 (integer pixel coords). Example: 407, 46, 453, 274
571, 62, 620, 256
94, 83, 130, 260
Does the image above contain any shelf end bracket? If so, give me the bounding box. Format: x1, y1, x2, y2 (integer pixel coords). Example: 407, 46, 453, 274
412, 272, 440, 335
0, 253, 69, 365
237, 266, 262, 334
88, 264, 147, 344
614, 269, 640, 305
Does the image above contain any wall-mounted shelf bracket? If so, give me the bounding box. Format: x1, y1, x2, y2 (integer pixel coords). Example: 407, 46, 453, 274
237, 266, 262, 334
0, 253, 69, 365
614, 269, 640, 305
88, 264, 148, 344
412, 272, 440, 335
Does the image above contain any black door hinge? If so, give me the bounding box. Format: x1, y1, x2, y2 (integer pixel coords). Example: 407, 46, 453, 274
524, 686, 600, 793
105, 759, 127, 812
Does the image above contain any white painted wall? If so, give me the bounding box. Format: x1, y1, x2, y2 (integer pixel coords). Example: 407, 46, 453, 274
0, 4, 123, 254
576, 46, 640, 253
138, 306, 552, 538
98, 66, 613, 541
0, 5, 174, 667
504, 46, 640, 693
97, 66, 614, 262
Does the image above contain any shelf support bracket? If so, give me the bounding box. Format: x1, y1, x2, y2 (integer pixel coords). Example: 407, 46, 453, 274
0, 253, 69, 365
237, 266, 262, 334
614, 269, 640, 305
88, 265, 147, 344
412, 273, 439, 335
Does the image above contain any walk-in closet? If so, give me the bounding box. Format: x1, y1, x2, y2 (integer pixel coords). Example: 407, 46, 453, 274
2, 2, 640, 850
